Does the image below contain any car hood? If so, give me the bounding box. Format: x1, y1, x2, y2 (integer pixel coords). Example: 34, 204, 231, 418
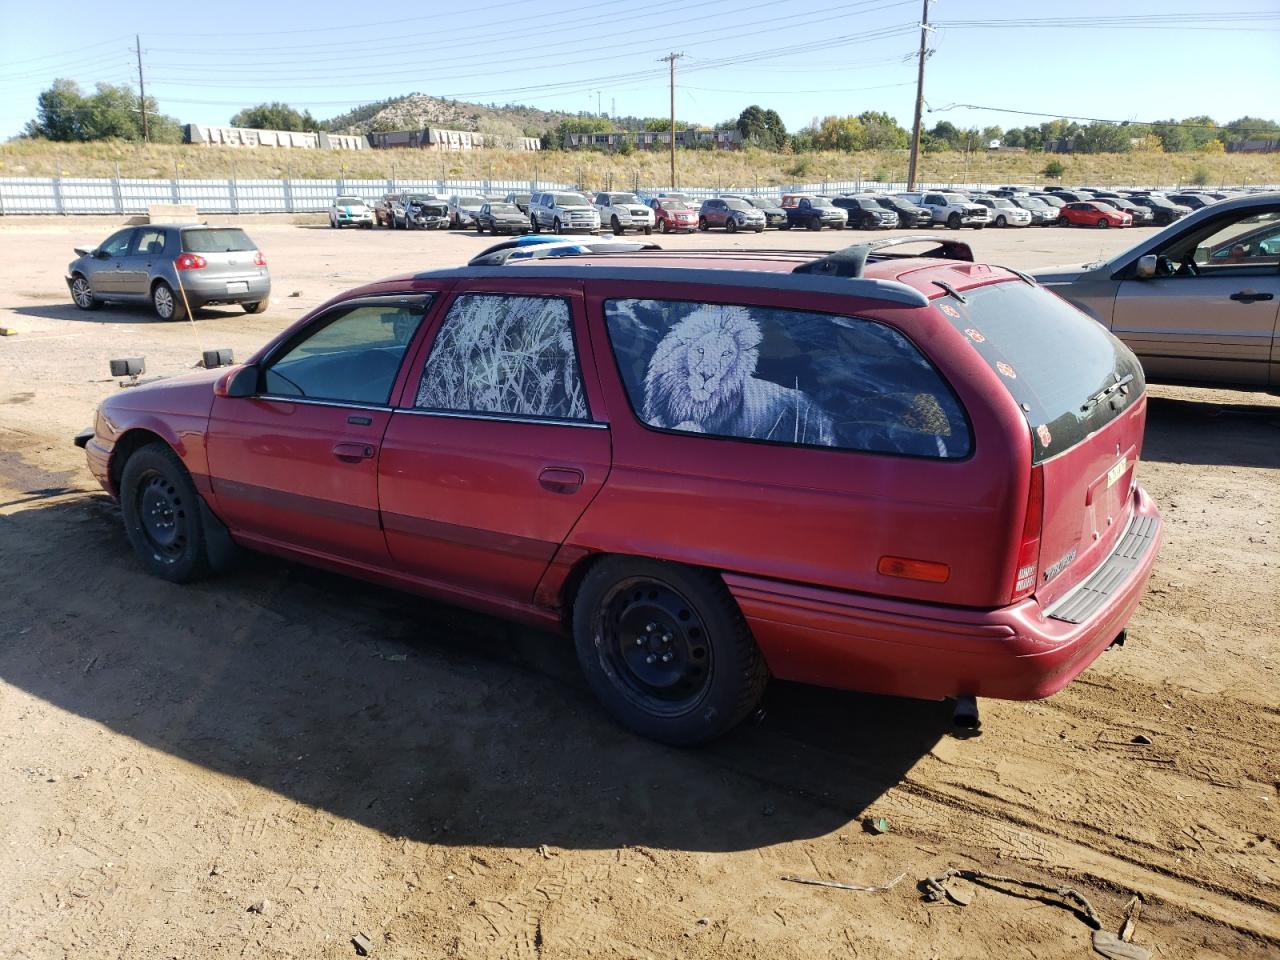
1032, 261, 1109, 285
100, 367, 223, 417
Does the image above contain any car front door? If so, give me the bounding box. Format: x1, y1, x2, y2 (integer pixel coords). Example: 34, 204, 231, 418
378, 282, 611, 608
87, 229, 135, 295
1111, 207, 1280, 386
120, 227, 169, 297
205, 294, 432, 565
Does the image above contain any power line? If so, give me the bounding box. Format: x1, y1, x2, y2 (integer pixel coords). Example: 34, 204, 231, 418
930, 102, 1280, 134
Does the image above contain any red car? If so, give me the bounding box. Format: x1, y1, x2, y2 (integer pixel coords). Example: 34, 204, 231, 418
649, 197, 698, 234
1058, 201, 1133, 228
77, 237, 1162, 745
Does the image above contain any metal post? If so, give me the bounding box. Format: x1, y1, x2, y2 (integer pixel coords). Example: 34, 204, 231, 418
135, 34, 149, 143
660, 52, 685, 190
53, 168, 64, 215
906, 0, 930, 190
172, 161, 180, 203
111, 162, 123, 214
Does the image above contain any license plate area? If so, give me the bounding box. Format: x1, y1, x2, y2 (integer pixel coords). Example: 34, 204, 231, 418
226, 281, 249, 294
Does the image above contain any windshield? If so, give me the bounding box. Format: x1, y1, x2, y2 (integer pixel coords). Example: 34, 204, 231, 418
724, 199, 751, 211
993, 199, 1014, 209
610, 194, 642, 205
181, 228, 256, 253
808, 197, 834, 208
458, 196, 484, 206
487, 203, 521, 214
406, 195, 436, 203
936, 281, 1144, 463
942, 194, 970, 205
554, 193, 589, 206
335, 197, 365, 206
659, 201, 690, 211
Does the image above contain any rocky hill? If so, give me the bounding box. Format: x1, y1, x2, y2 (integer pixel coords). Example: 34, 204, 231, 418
324, 95, 570, 138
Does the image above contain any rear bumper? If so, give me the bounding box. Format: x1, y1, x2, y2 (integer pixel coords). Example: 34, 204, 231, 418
727, 486, 1162, 702
182, 274, 271, 307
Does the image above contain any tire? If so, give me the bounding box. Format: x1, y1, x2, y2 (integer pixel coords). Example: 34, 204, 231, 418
779, 222, 791, 231
70, 274, 100, 311
119, 443, 213, 583
973, 224, 985, 230
698, 217, 708, 231
151, 280, 185, 322
328, 216, 336, 228
572, 557, 768, 745
476, 220, 485, 234
726, 218, 738, 234
553, 218, 563, 234
611, 215, 623, 235
1096, 219, 1110, 229
947, 212, 962, 230
834, 223, 845, 230
754, 227, 764, 233
530, 217, 540, 234
643, 226, 653, 235
242, 299, 268, 314
658, 219, 669, 234
1057, 215, 1070, 227
807, 217, 822, 231
996, 215, 1007, 228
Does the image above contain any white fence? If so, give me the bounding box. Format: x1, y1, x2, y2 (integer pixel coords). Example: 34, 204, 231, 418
1, 175, 1272, 215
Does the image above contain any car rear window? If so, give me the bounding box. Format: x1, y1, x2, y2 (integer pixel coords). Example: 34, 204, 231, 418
603, 299, 971, 459
181, 228, 255, 253
935, 280, 1144, 462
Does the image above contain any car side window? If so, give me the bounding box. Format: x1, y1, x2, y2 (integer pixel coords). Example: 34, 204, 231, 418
415, 294, 589, 421
603, 299, 971, 459
132, 229, 167, 256
1193, 210, 1280, 269
263, 300, 430, 405
99, 230, 134, 258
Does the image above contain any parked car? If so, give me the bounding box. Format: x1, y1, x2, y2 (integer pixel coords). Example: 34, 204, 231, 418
720, 195, 788, 228
1057, 201, 1132, 228
648, 197, 698, 234
374, 193, 397, 228
969, 196, 1032, 228
783, 195, 849, 231
698, 197, 767, 233
594, 192, 656, 234
1050, 191, 1096, 204
529, 191, 600, 234
447, 195, 487, 229
1165, 193, 1217, 210
329, 196, 374, 229
832, 196, 898, 229
871, 194, 934, 228
67, 224, 270, 321
504, 192, 533, 214
1090, 197, 1155, 226
76, 235, 1161, 745
390, 194, 449, 230
1125, 195, 1193, 226
475, 202, 531, 235
1031, 192, 1067, 210
1009, 195, 1058, 225
1036, 192, 1280, 388
899, 191, 989, 230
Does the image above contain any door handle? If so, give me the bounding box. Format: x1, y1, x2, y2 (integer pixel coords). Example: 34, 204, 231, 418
1229, 290, 1274, 303
539, 467, 584, 494
333, 441, 376, 462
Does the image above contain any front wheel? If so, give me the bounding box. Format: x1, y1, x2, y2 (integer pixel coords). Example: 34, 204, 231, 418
553, 218, 563, 234
807, 217, 822, 231
530, 217, 540, 234
996, 215, 1007, 228
698, 217, 708, 231
1057, 215, 1070, 227
658, 219, 669, 234
70, 275, 100, 311
572, 557, 768, 745
475, 221, 485, 234
120, 444, 213, 583
152, 281, 186, 322
1096, 219, 1110, 229
725, 218, 738, 234
611, 215, 624, 235
947, 212, 962, 229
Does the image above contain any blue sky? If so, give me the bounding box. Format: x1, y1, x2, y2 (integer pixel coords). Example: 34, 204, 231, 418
2, 0, 1277, 140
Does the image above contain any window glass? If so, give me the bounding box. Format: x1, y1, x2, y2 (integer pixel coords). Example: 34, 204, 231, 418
604, 299, 971, 459
182, 228, 255, 253
264, 300, 429, 405
416, 295, 588, 421
1191, 210, 1280, 267
100, 230, 133, 257
132, 229, 167, 256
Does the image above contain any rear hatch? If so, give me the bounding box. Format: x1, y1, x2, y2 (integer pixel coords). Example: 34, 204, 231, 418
936, 279, 1147, 607
180, 227, 265, 284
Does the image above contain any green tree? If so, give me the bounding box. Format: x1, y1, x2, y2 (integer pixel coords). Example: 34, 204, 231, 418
981, 125, 1004, 144
815, 115, 866, 151
23, 78, 86, 140
1075, 122, 1132, 154
736, 104, 787, 150
928, 120, 961, 149
1221, 115, 1279, 145
24, 79, 178, 142
1002, 128, 1024, 148
856, 110, 907, 149
230, 102, 318, 131
1042, 158, 1066, 179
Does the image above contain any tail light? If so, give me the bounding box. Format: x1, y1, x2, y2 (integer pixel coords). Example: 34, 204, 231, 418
253, 250, 267, 267
1010, 466, 1044, 603
175, 253, 207, 270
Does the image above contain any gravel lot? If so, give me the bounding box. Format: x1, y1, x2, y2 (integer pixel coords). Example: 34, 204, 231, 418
1, 217, 1277, 959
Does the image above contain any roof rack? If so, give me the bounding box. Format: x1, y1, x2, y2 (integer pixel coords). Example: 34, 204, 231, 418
791, 235, 974, 279
468, 234, 661, 266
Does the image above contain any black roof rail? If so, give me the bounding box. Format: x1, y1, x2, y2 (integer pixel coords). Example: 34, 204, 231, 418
792, 235, 974, 279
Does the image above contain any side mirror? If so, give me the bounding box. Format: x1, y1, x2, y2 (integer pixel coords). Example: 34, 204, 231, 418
1134, 254, 1158, 279
214, 364, 259, 398
94, 248, 111, 259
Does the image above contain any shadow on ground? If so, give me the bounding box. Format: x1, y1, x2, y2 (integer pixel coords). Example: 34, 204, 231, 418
1143, 392, 1280, 468
0, 490, 950, 854
10, 303, 246, 324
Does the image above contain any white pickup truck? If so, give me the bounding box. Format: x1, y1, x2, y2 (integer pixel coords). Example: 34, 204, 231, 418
593, 192, 656, 235
897, 191, 989, 230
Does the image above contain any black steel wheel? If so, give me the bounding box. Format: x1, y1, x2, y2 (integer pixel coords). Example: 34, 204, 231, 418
120, 443, 212, 582
573, 557, 767, 745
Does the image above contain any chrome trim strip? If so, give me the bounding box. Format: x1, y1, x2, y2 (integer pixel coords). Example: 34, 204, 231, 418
395, 408, 609, 429
253, 396, 393, 412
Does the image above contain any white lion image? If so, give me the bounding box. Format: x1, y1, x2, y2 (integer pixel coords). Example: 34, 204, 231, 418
642, 304, 835, 446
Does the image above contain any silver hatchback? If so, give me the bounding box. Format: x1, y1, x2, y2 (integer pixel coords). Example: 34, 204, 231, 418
67, 225, 271, 321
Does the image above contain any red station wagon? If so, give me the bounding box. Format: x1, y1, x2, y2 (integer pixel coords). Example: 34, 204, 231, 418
77, 237, 1162, 744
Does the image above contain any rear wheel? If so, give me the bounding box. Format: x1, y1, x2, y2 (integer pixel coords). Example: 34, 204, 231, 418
70, 275, 100, 311
242, 299, 268, 314
151, 281, 186, 322
120, 443, 213, 583
572, 557, 768, 745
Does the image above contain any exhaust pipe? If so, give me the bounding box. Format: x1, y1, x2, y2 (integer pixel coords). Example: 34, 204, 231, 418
952, 695, 981, 731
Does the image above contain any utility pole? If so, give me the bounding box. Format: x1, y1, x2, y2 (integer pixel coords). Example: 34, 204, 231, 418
134, 34, 149, 143
659, 53, 685, 189
906, 0, 930, 190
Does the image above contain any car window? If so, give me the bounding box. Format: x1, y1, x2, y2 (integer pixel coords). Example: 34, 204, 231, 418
264, 301, 428, 405
603, 299, 971, 459
1194, 211, 1280, 268
99, 230, 134, 258
132, 229, 167, 256
182, 228, 255, 253
415, 294, 588, 421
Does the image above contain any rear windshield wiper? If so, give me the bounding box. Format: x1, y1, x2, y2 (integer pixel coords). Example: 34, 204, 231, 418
1081, 372, 1134, 412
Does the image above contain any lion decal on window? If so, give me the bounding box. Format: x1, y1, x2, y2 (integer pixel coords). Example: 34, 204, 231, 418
642, 304, 835, 446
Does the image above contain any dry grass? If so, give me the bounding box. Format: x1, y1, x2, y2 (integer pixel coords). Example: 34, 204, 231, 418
1, 139, 1276, 189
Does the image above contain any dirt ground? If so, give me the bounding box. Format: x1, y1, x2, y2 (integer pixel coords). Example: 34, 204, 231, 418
0, 217, 1277, 959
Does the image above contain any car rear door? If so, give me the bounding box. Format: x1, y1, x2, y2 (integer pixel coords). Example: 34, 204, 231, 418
206, 294, 432, 565
119, 227, 169, 296
378, 280, 611, 608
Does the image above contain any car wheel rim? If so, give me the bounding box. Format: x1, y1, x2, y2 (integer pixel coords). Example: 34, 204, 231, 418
72, 278, 92, 307
154, 286, 173, 318
136, 471, 187, 562
595, 577, 713, 717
